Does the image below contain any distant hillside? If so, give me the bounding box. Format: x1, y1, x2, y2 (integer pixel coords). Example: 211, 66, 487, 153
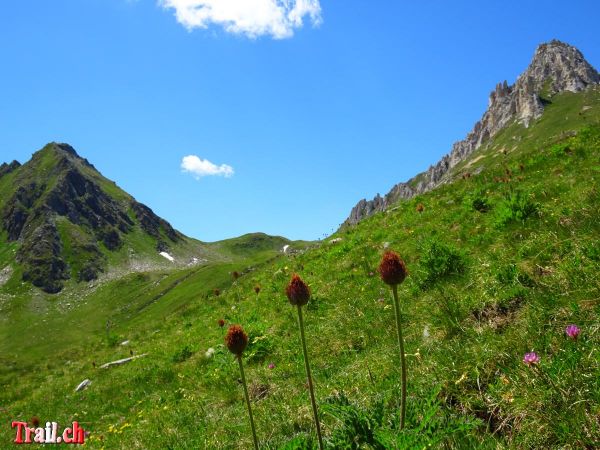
345, 40, 600, 226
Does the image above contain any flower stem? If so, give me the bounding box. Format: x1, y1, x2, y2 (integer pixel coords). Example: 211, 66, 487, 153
237, 355, 259, 450
297, 305, 324, 450
391, 284, 407, 429
533, 364, 567, 397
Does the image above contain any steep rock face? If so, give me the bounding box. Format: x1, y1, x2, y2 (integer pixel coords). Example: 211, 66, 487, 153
44, 166, 134, 249
131, 201, 181, 247
2, 182, 45, 240
345, 40, 600, 226
17, 220, 69, 294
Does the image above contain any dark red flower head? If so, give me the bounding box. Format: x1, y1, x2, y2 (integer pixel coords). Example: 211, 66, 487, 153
286, 274, 310, 306
225, 325, 248, 356
254, 285, 261, 294
232, 271, 240, 280
416, 203, 424, 213
378, 251, 408, 286
213, 288, 221, 297
30, 416, 40, 428
218, 319, 225, 328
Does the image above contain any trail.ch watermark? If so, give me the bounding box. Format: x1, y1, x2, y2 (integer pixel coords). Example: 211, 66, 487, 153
12, 421, 86, 445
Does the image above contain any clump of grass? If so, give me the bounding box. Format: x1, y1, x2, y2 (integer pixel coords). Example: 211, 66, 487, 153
495, 190, 539, 226
378, 250, 409, 429
245, 328, 274, 363
172, 344, 193, 363
418, 238, 465, 287
466, 188, 491, 213
321, 392, 385, 448
225, 324, 259, 450
286, 274, 324, 449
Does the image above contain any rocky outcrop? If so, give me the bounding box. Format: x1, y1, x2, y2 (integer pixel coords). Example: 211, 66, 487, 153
0, 160, 21, 179
45, 168, 133, 232
345, 40, 600, 226
18, 220, 69, 294
2, 182, 45, 240
131, 201, 181, 246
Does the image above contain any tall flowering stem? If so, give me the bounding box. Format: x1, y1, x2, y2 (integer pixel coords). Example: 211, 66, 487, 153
237, 355, 258, 450
286, 275, 324, 450
379, 251, 409, 429
522, 351, 566, 397
225, 325, 258, 450
391, 284, 407, 429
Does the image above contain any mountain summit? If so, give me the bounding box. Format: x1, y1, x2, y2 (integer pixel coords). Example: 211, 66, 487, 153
0, 143, 190, 293
345, 40, 600, 226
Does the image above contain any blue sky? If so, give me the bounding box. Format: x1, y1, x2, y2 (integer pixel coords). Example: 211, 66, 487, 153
1, 1, 599, 242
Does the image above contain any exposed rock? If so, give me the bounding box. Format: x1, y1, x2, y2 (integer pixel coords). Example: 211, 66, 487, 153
98, 227, 122, 250
55, 143, 97, 170
0, 160, 21, 179
75, 379, 92, 392
18, 220, 69, 294
99, 353, 147, 369
131, 201, 180, 242
78, 248, 105, 282
44, 167, 133, 236
2, 182, 45, 240
0, 266, 13, 287
345, 40, 600, 226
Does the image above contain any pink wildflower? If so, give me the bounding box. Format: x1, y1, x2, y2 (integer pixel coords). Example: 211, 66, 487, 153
565, 324, 580, 340
523, 352, 540, 366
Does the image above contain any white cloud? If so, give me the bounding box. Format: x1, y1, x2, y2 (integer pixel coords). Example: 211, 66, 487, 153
181, 155, 234, 179
159, 0, 322, 39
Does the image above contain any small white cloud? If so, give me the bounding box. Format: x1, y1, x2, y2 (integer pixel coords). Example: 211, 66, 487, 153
181, 155, 234, 179
159, 0, 322, 39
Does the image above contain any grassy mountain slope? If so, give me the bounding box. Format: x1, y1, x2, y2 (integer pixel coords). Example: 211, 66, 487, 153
1, 89, 599, 449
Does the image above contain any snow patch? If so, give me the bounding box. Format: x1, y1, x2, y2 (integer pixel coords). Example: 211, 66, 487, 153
159, 252, 175, 262
282, 245, 290, 254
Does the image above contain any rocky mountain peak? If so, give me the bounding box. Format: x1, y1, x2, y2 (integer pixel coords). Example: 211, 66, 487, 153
43, 142, 97, 171
1, 143, 183, 293
344, 40, 599, 226
525, 40, 599, 94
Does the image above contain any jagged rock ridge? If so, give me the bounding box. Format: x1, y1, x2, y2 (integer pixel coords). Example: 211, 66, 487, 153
345, 40, 600, 226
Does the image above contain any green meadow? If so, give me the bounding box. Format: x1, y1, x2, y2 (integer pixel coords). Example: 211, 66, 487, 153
1, 88, 599, 448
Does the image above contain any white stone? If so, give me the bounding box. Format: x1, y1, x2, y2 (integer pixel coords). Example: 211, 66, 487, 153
75, 379, 91, 392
